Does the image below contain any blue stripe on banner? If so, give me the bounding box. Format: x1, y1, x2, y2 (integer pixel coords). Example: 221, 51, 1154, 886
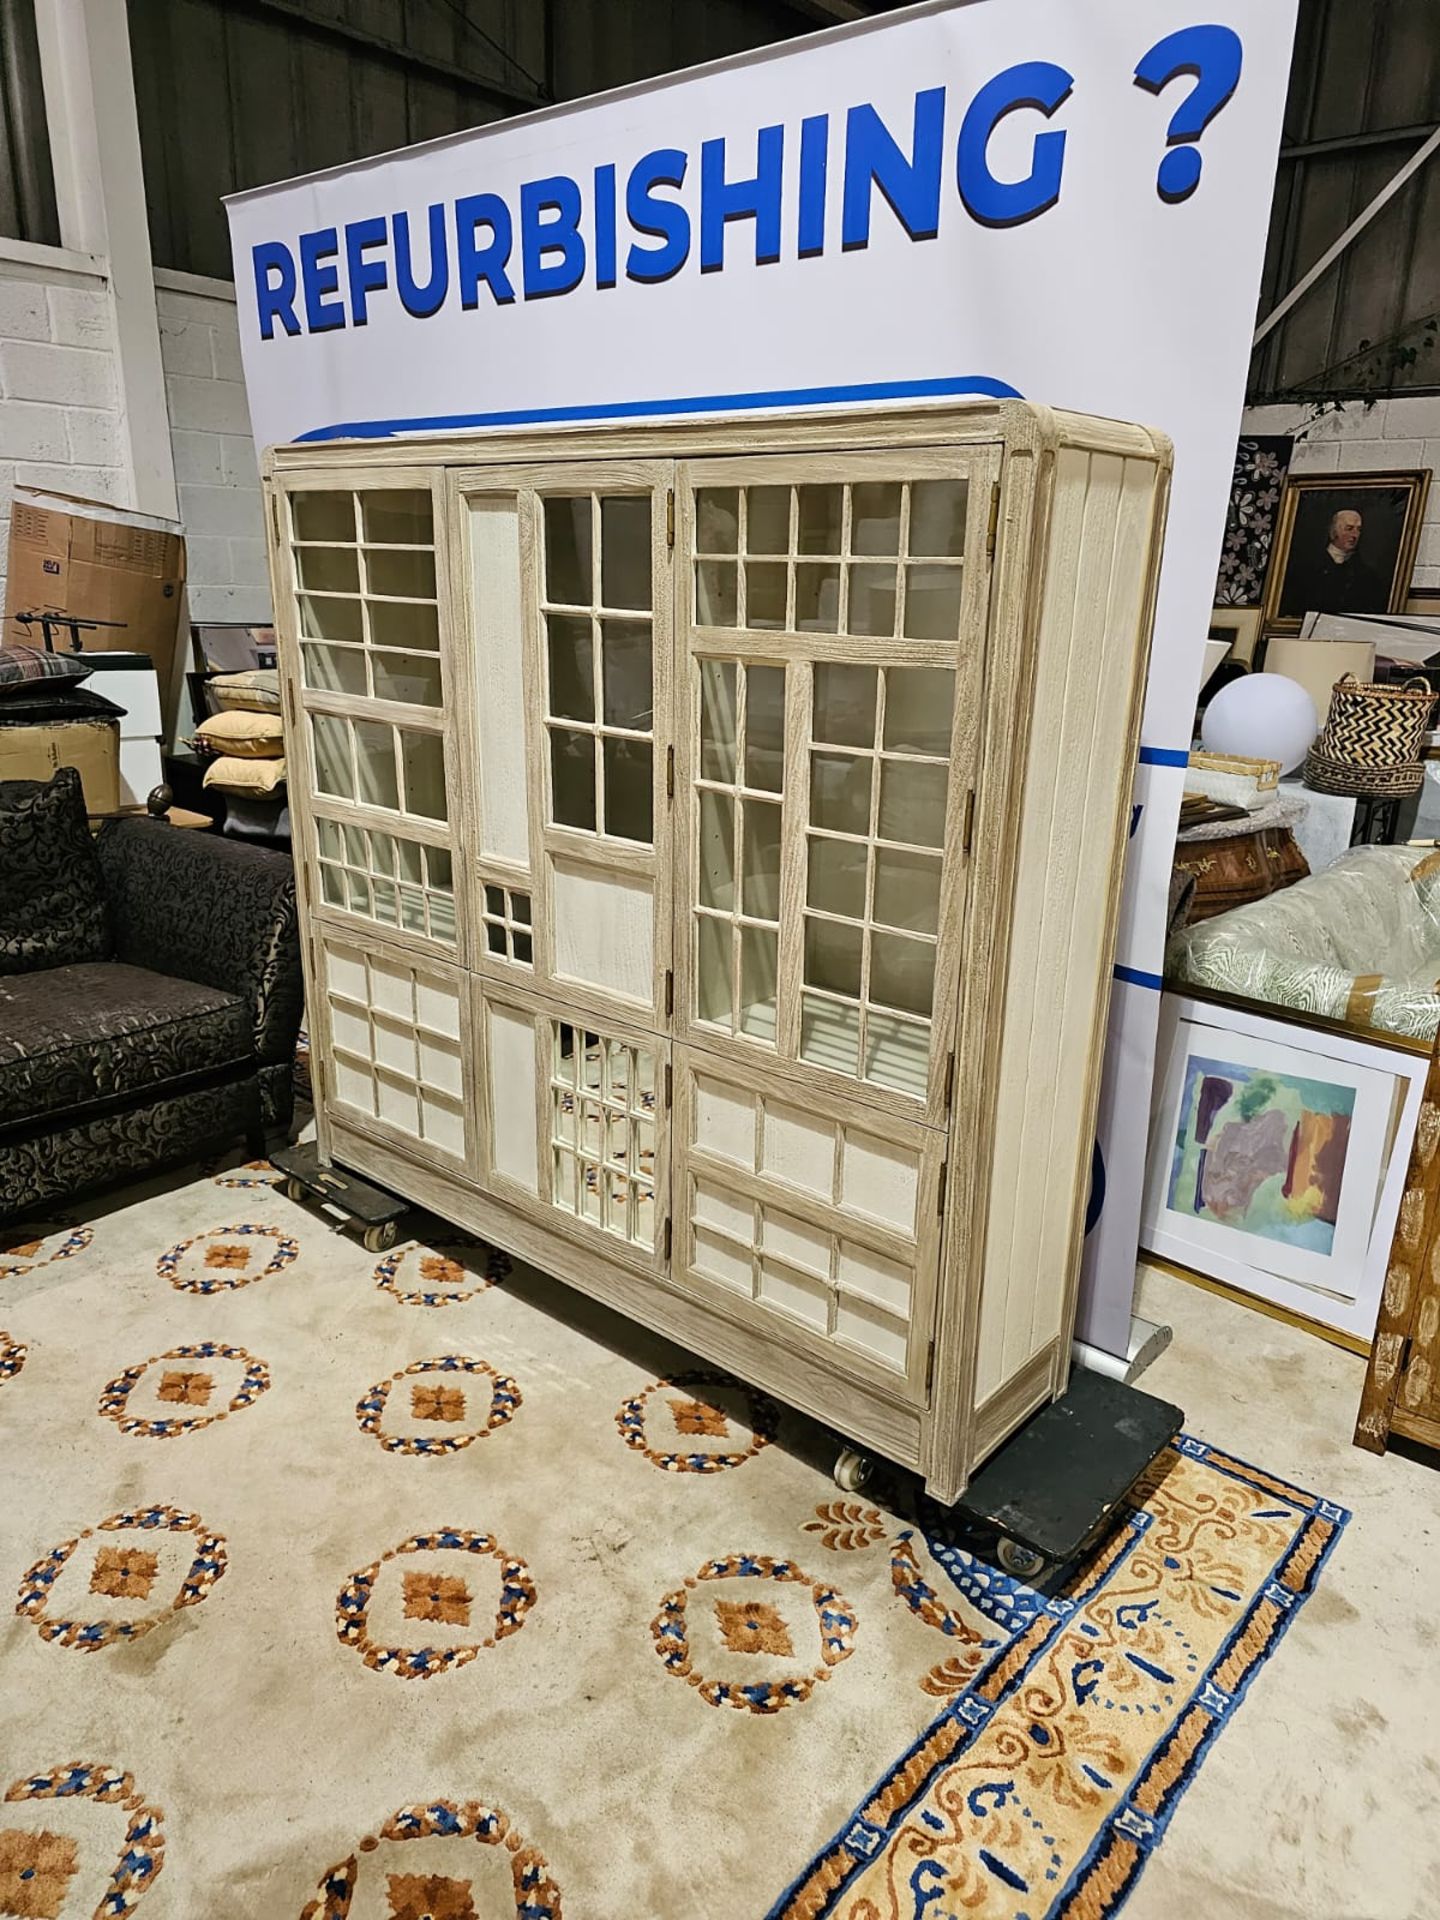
1138, 746, 1190, 767
295, 373, 1023, 442
1114, 964, 1164, 992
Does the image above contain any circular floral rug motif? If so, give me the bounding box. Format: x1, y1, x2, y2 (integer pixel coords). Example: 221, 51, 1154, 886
16, 1506, 227, 1652
98, 1342, 272, 1439
651, 1553, 858, 1714
336, 1529, 536, 1680
616, 1370, 780, 1473
375, 1236, 512, 1308
0, 1222, 93, 1279
299, 1798, 560, 1920
157, 1223, 299, 1294
355, 1356, 521, 1457
0, 1764, 164, 1916
0, 1331, 26, 1385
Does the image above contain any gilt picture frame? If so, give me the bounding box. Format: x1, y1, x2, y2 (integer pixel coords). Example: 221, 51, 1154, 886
1262, 469, 1431, 636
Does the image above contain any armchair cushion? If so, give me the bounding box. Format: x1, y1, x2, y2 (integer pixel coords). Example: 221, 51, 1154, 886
0, 962, 250, 1129
0, 767, 111, 977
95, 820, 302, 1069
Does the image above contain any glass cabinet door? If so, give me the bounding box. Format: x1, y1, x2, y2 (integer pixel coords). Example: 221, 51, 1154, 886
278, 475, 462, 960
676, 450, 1000, 1126
454, 459, 674, 1036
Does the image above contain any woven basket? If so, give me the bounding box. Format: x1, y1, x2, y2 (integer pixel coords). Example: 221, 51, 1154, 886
1187, 750, 1281, 810
1303, 744, 1425, 799
1314, 674, 1435, 771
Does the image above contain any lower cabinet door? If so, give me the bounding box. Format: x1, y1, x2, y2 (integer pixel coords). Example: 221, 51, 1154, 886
316, 932, 471, 1173
476, 980, 670, 1274
671, 1046, 944, 1405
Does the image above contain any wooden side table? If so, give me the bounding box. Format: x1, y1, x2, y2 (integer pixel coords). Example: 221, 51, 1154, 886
1173, 794, 1311, 923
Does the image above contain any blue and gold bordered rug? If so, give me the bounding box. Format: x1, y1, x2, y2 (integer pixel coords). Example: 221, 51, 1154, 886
0, 1169, 1345, 1919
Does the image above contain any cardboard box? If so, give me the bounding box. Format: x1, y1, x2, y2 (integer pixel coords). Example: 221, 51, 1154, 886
3, 489, 186, 697
0, 717, 121, 816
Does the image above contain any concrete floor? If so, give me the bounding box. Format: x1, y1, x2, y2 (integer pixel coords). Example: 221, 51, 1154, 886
1122, 1265, 1440, 1920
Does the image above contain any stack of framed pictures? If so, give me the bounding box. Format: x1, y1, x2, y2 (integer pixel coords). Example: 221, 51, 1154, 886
1142, 992, 1429, 1348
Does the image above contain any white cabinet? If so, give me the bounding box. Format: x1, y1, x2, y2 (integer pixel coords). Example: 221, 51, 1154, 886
265, 402, 1171, 1501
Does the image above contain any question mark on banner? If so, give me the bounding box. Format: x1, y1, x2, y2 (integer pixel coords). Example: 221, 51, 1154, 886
1134, 23, 1244, 204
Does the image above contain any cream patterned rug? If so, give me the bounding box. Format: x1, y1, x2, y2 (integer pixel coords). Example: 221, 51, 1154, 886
0, 1161, 1345, 1918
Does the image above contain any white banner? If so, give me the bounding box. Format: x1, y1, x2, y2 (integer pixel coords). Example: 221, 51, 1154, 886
227, 0, 1297, 1354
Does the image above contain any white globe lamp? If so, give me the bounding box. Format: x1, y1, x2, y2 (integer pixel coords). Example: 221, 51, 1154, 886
1201, 672, 1318, 775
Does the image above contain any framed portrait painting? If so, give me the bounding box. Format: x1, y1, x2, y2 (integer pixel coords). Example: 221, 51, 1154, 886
1142, 995, 1428, 1342
1262, 470, 1431, 634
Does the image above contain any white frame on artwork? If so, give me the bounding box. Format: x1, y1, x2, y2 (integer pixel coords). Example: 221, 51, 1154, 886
1142, 993, 1428, 1342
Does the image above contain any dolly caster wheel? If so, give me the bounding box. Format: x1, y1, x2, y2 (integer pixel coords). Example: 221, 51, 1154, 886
284, 1178, 305, 1203
833, 1447, 873, 1494
363, 1220, 398, 1254
996, 1537, 1048, 1581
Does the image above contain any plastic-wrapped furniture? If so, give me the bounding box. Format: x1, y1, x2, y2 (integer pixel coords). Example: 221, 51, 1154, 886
0, 777, 303, 1222
1167, 844, 1440, 1043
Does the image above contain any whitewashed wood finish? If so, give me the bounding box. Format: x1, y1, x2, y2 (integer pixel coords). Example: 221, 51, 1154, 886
551, 858, 654, 1009
484, 996, 541, 1194
266, 464, 465, 1140
266, 403, 1171, 1503
672, 446, 999, 1132
672, 1046, 942, 1405
450, 459, 674, 1035
313, 929, 471, 1177
466, 495, 532, 868
326, 1108, 928, 1470
969, 447, 1166, 1416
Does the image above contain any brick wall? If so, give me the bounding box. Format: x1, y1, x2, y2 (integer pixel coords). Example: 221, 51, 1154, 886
0, 254, 127, 613
1242, 396, 1440, 592
156, 273, 271, 624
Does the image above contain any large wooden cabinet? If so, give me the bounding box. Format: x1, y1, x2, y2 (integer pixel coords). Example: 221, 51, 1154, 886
263, 402, 1171, 1502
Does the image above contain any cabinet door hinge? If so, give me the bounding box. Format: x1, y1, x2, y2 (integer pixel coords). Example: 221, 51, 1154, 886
666, 488, 676, 549
925, 1337, 937, 1399
666, 743, 675, 800
936, 1159, 948, 1218
985, 480, 1001, 560
943, 1050, 956, 1108
663, 1217, 673, 1262
664, 1060, 673, 1109
961, 788, 976, 857
664, 968, 674, 1019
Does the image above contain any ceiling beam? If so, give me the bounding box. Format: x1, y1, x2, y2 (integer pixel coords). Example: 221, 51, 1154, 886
775, 0, 871, 25
237, 0, 548, 113
1281, 121, 1440, 164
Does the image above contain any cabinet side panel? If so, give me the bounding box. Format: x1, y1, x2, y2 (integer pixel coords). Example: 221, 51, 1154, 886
468, 497, 531, 868
972, 448, 1163, 1416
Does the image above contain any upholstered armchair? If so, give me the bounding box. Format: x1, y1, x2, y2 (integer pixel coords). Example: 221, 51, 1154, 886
0, 770, 304, 1223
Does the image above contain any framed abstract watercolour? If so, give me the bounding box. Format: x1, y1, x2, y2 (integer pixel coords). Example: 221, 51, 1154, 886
1142, 994, 1428, 1342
